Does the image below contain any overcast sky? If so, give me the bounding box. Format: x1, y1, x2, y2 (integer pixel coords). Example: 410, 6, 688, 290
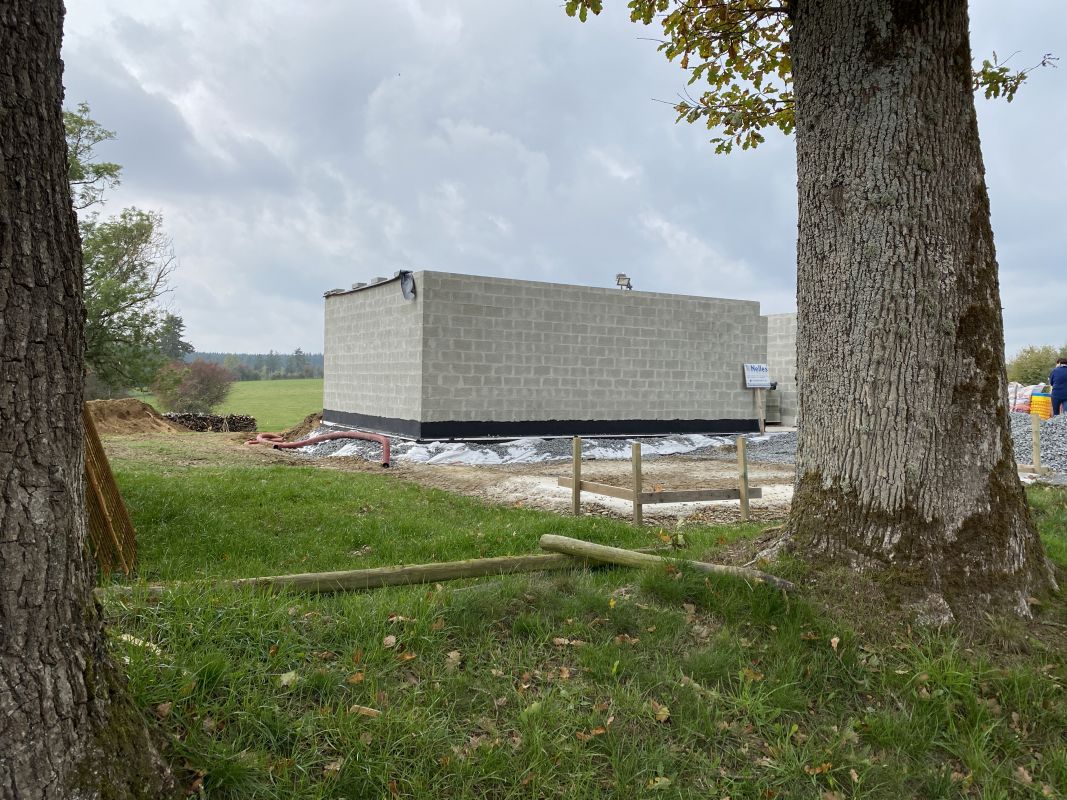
62, 1, 1066, 356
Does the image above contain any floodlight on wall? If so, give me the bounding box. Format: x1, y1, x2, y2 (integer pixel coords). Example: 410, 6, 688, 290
616, 273, 632, 290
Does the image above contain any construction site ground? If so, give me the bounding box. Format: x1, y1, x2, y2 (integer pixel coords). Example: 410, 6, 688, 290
100, 429, 794, 526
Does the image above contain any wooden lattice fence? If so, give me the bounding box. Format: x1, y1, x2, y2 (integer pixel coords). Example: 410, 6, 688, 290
84, 406, 136, 575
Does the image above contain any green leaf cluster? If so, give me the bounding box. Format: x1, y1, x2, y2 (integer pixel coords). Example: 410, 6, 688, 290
1006, 344, 1067, 386
65, 102, 190, 391
565, 1, 1050, 153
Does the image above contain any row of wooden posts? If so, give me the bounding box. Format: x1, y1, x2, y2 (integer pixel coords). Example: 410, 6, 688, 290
560, 436, 760, 526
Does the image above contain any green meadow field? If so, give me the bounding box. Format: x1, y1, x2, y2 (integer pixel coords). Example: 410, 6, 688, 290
138, 377, 323, 432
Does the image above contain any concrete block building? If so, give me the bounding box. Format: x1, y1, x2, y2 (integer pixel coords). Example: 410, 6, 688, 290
323, 270, 797, 439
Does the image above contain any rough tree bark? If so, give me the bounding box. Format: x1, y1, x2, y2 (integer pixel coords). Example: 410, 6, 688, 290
787, 0, 1056, 621
0, 3, 175, 797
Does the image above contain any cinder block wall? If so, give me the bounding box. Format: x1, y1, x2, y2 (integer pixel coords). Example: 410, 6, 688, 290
416, 271, 765, 431
765, 313, 798, 426
324, 271, 775, 437
323, 278, 423, 432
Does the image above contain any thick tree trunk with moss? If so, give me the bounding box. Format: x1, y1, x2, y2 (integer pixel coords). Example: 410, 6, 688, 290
0, 3, 175, 797
787, 0, 1056, 620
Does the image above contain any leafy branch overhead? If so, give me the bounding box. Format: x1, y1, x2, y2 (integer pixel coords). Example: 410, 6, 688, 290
565, 0, 1054, 153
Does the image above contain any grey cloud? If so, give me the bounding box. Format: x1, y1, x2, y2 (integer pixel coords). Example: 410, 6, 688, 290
61, 0, 1066, 355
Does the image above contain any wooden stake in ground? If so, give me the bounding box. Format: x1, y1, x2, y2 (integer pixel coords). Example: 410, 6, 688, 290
539, 534, 796, 592
632, 441, 643, 527
1032, 414, 1042, 472
572, 437, 582, 516
737, 436, 750, 522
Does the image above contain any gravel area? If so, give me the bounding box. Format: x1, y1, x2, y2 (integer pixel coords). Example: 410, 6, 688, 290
1011, 412, 1067, 474
289, 417, 1066, 475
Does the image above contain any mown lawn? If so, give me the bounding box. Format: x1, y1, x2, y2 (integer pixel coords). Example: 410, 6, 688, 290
104, 452, 1067, 799
137, 377, 322, 432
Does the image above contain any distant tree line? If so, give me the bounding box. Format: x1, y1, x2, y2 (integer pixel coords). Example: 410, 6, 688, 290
1006, 344, 1067, 386
191, 350, 324, 381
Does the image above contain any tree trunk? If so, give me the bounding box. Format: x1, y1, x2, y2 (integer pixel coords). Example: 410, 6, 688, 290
0, 3, 175, 797
788, 0, 1056, 620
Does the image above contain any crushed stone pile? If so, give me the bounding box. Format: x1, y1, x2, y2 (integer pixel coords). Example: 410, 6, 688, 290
1010, 412, 1067, 474
86, 398, 185, 435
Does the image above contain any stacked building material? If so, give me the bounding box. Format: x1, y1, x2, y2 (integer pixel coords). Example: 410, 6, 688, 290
164, 413, 257, 432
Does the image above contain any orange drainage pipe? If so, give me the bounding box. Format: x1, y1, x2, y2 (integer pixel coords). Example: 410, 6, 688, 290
247, 431, 391, 467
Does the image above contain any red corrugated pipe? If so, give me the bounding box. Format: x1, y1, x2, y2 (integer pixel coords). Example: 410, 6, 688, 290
247, 430, 391, 467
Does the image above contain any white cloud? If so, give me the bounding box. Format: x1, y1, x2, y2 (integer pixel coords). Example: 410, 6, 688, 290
59, 0, 1066, 356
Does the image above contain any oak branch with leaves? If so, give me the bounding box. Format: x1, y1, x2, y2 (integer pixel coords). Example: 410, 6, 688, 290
567, 0, 1053, 153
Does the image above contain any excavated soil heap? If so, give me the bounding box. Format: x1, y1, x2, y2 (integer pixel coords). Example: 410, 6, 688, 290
86, 398, 186, 435
281, 412, 322, 441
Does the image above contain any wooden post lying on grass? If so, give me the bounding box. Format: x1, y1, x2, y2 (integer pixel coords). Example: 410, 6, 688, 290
95, 547, 675, 600
632, 441, 643, 527
539, 534, 796, 592
572, 437, 582, 516
737, 436, 750, 522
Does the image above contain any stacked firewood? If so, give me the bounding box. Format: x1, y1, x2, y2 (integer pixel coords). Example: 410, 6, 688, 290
163, 413, 257, 432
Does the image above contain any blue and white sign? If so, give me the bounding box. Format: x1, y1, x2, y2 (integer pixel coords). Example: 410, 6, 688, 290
743, 363, 771, 389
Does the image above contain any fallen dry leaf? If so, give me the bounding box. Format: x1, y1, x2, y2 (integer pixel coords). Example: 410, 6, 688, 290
1016, 766, 1033, 785
647, 776, 672, 789
741, 667, 765, 682
445, 650, 462, 670
323, 759, 343, 774
431, 618, 445, 631
650, 700, 671, 723
349, 704, 381, 718
398, 651, 416, 662
382, 635, 397, 649
558, 666, 571, 680
154, 701, 172, 719
830, 636, 840, 652
347, 672, 365, 684
804, 762, 832, 776
278, 670, 299, 687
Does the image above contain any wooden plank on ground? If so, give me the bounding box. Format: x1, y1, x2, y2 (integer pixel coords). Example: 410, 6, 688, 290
539, 534, 796, 592
557, 478, 635, 501
97, 547, 674, 600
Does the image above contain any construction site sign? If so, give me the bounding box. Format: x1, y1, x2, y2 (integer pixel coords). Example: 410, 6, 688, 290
743, 363, 771, 389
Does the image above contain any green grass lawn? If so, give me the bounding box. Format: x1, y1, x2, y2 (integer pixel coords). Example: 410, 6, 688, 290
103, 450, 1067, 799
137, 378, 322, 431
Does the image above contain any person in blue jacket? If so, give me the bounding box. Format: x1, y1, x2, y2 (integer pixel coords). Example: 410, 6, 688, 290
1050, 358, 1067, 416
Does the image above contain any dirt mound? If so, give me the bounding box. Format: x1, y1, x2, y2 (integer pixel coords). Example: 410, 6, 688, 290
281, 412, 322, 441
86, 399, 185, 435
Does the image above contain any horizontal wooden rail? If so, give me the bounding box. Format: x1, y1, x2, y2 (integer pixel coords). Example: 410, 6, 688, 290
558, 478, 762, 504
557, 478, 636, 501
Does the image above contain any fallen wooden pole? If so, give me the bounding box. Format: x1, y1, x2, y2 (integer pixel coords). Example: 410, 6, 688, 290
95, 547, 674, 600
539, 534, 796, 592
